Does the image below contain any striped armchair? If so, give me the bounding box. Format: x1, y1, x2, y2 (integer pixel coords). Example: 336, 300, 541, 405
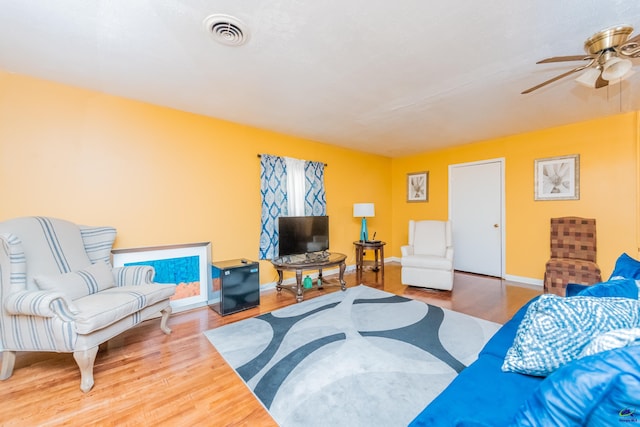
543, 217, 602, 297
0, 217, 176, 392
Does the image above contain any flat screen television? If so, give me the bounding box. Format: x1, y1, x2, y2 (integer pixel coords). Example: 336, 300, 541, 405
278, 216, 329, 257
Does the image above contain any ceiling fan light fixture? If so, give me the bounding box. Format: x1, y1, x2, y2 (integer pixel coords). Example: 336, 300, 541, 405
601, 57, 633, 81
523, 24, 638, 94
606, 68, 637, 86
575, 67, 602, 87
584, 25, 634, 55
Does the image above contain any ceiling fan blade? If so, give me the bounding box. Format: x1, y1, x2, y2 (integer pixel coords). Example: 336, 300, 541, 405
595, 76, 609, 89
536, 55, 592, 64
521, 66, 588, 94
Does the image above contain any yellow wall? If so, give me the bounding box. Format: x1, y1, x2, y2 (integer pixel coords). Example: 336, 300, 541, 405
2, 71, 638, 286
392, 112, 639, 281
0, 72, 392, 284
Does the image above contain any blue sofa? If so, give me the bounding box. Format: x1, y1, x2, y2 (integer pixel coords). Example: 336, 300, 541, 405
409, 296, 543, 426
410, 254, 640, 426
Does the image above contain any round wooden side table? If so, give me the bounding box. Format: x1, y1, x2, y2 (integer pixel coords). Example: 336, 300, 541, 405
353, 240, 386, 283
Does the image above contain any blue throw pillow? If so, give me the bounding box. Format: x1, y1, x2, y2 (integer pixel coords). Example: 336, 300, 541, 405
502, 295, 640, 376
508, 345, 640, 426
609, 253, 640, 280
565, 283, 588, 297
577, 278, 639, 299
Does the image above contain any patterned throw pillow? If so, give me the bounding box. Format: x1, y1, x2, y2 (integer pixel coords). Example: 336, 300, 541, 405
35, 261, 115, 300
578, 328, 640, 358
502, 294, 640, 376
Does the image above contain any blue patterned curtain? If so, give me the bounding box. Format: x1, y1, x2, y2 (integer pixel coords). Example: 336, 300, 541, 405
305, 161, 326, 216
259, 155, 326, 260
259, 155, 288, 260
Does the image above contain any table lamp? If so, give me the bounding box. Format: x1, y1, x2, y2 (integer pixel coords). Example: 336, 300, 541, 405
353, 203, 375, 241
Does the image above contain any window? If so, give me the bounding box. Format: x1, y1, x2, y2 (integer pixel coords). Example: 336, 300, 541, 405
259, 154, 326, 259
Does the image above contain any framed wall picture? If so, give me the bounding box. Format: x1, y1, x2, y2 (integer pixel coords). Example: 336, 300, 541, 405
112, 242, 212, 312
407, 171, 429, 202
534, 154, 580, 200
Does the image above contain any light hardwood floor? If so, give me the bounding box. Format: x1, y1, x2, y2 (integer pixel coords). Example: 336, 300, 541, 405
0, 263, 541, 426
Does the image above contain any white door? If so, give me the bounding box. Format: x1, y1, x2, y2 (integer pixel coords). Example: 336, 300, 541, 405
449, 159, 504, 277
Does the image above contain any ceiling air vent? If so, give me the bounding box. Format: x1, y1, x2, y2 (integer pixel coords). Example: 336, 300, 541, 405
203, 14, 249, 46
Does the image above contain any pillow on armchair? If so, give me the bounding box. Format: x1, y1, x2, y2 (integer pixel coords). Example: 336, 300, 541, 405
35, 261, 115, 300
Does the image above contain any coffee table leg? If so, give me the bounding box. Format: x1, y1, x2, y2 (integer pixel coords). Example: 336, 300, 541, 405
276, 270, 284, 292
339, 262, 346, 291
295, 269, 304, 302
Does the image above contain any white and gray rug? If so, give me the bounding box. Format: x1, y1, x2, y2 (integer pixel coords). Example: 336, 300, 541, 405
204, 285, 500, 427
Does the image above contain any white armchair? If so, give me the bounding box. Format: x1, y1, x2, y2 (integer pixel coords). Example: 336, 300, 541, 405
0, 217, 176, 392
400, 220, 454, 290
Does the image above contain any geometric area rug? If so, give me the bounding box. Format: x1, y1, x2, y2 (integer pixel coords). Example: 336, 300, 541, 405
204, 285, 501, 427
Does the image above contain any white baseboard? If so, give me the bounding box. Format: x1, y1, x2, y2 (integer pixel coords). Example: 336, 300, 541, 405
503, 274, 543, 287
260, 260, 543, 288
389, 256, 542, 288
174, 262, 542, 315
172, 300, 208, 313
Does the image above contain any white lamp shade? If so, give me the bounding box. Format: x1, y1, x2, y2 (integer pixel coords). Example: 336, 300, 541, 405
575, 67, 601, 87
601, 57, 633, 81
606, 68, 636, 86
353, 203, 375, 217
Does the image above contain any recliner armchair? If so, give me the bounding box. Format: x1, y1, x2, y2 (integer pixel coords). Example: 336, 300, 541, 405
401, 220, 454, 290
0, 216, 176, 392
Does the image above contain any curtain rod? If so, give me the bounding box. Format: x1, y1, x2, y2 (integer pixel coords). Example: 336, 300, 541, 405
257, 154, 328, 167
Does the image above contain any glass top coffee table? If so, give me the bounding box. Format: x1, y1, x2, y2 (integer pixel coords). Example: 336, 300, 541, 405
271, 252, 347, 302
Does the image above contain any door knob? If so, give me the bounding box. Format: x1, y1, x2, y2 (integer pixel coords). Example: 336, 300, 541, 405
493, 224, 499, 228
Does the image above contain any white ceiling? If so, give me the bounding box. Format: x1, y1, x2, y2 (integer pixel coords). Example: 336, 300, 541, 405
0, 1, 639, 157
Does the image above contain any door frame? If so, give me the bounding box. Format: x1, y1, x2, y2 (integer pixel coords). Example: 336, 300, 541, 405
448, 158, 506, 278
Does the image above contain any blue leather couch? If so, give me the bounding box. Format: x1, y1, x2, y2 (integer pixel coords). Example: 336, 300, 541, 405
410, 270, 640, 427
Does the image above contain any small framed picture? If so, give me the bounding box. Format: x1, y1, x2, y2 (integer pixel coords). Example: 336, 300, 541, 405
534, 154, 580, 201
407, 171, 428, 202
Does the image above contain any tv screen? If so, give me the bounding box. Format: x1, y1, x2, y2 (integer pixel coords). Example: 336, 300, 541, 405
278, 216, 329, 257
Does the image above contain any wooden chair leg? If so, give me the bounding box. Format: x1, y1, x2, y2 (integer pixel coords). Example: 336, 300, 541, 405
0, 351, 16, 380
160, 306, 172, 335
73, 347, 99, 393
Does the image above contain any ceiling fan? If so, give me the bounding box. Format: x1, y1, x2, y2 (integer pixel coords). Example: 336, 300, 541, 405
522, 25, 640, 94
